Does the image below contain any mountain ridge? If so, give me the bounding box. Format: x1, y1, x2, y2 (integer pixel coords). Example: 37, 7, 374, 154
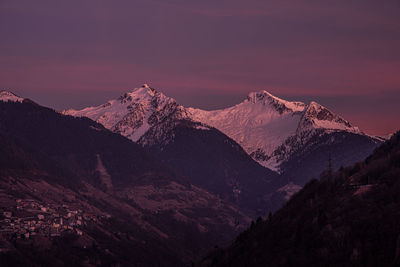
63, 84, 374, 172
188, 89, 366, 171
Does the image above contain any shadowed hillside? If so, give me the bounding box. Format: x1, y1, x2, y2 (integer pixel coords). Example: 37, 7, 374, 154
200, 131, 400, 267
0, 100, 250, 266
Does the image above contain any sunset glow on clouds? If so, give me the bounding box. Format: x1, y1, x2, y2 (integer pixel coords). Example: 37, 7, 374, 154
0, 0, 399, 135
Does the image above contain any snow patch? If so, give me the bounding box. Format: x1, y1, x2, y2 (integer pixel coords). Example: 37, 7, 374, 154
194, 124, 211, 131
0, 91, 23, 103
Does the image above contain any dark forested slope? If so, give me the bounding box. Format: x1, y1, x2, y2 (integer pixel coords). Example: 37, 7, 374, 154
200, 131, 400, 267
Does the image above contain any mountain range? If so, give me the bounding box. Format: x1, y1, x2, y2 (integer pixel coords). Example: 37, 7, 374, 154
0, 87, 387, 266
65, 84, 382, 205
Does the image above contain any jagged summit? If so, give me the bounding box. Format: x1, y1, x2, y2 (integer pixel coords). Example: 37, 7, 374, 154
118, 84, 162, 101
0, 90, 24, 103
244, 91, 358, 133
305, 101, 344, 123
299, 101, 360, 134
246, 90, 306, 113
142, 83, 153, 90
64, 85, 188, 142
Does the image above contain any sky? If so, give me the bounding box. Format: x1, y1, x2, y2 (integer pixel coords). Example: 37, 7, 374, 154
0, 0, 399, 135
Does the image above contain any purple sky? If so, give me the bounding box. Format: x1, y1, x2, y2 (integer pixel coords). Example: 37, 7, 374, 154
1, 0, 399, 135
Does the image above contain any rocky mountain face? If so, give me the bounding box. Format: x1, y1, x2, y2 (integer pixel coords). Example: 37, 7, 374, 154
65, 84, 189, 142
0, 99, 250, 266
199, 131, 400, 267
66, 85, 381, 203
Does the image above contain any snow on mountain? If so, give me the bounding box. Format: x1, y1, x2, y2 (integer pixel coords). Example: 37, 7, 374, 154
188, 90, 364, 171
297, 101, 360, 134
64, 86, 377, 173
64, 84, 189, 142
188, 91, 306, 170
0, 90, 24, 103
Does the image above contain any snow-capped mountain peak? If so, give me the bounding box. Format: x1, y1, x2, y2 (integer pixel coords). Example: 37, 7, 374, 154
188, 90, 370, 171
64, 85, 188, 142
188, 91, 308, 170
298, 101, 360, 134
118, 84, 164, 103
0, 90, 24, 103
246, 90, 306, 113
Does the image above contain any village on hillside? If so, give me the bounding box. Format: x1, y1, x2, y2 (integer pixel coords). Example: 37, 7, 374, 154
0, 198, 100, 242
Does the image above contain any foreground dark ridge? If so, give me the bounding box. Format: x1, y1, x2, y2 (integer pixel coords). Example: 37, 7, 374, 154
200, 131, 400, 267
